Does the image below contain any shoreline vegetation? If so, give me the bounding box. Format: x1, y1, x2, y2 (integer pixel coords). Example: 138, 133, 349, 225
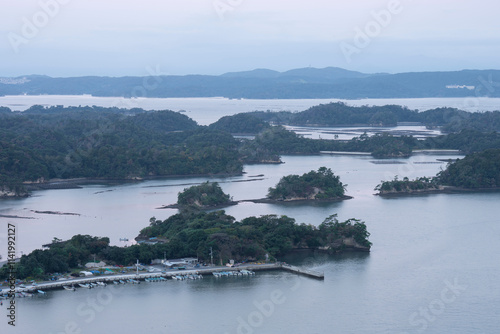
2, 104, 500, 198
159, 169, 351, 209
2, 101, 500, 284
267, 167, 347, 201
0, 213, 371, 281
160, 182, 237, 210
375, 149, 500, 196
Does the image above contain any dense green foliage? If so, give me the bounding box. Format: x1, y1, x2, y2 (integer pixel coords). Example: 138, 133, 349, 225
421, 130, 500, 154
267, 167, 346, 200
0, 141, 49, 195
251, 103, 500, 133
0, 106, 242, 191
441, 111, 500, 133
319, 214, 372, 248
0, 235, 110, 280
376, 149, 500, 192
290, 103, 416, 126
3, 103, 500, 196
0, 211, 371, 280
438, 149, 500, 188
375, 176, 440, 194
244, 126, 417, 159
209, 113, 271, 133
177, 182, 232, 207
139, 211, 371, 262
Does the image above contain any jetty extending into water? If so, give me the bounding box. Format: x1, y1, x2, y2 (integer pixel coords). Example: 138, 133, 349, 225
7, 263, 324, 295
280, 264, 324, 279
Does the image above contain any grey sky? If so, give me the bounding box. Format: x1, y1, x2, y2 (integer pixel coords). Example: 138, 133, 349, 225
1, 0, 499, 77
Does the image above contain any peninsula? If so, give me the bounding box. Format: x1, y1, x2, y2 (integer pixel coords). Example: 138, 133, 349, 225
376, 149, 500, 196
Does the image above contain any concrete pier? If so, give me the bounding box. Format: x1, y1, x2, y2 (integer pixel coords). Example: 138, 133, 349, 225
6, 263, 324, 295
280, 264, 324, 279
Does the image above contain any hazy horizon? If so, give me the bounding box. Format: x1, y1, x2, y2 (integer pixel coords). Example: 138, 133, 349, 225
1, 0, 500, 77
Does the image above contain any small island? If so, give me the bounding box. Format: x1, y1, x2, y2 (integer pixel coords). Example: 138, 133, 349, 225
160, 181, 236, 210
375, 148, 500, 196
265, 167, 350, 202
375, 176, 442, 195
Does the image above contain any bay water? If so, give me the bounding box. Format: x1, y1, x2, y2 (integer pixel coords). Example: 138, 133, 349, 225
0, 97, 499, 333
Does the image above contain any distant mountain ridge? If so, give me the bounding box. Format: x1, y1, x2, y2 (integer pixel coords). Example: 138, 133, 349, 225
1, 67, 499, 99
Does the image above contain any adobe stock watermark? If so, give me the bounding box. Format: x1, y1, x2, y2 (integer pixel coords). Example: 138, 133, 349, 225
224, 256, 332, 334
213, 0, 245, 20
400, 278, 468, 334
49, 283, 123, 334
340, 0, 406, 64
7, 0, 73, 54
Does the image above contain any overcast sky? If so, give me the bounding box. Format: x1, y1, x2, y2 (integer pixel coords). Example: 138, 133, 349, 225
1, 0, 499, 77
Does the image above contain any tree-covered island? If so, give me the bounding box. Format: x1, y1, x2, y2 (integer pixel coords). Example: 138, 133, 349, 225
266, 167, 349, 201
3, 104, 500, 198
160, 181, 236, 209
375, 149, 500, 196
375, 176, 442, 195
0, 212, 371, 281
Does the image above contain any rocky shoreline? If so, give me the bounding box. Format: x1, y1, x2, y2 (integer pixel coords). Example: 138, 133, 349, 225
377, 186, 500, 197
248, 195, 353, 204
158, 195, 353, 210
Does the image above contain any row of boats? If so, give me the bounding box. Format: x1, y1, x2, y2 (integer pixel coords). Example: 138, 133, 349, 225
171, 274, 203, 280
213, 270, 255, 277
4, 270, 259, 298
1, 289, 46, 299
65, 279, 140, 290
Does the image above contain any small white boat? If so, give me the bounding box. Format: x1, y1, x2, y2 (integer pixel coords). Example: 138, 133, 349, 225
79, 283, 91, 289
37, 290, 46, 294
96, 282, 107, 286
63, 285, 76, 291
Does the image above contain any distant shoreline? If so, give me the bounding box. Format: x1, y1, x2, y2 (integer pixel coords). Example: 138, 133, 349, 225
8, 173, 245, 196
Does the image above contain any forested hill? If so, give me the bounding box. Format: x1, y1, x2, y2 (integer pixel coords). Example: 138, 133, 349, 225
1, 68, 499, 99
438, 149, 500, 188
249, 102, 500, 130
3, 103, 500, 197
0, 106, 242, 196
376, 149, 500, 194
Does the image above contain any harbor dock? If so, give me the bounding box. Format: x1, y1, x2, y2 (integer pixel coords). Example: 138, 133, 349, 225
7, 263, 324, 294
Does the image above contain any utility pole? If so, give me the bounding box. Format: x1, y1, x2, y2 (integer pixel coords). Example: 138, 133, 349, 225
210, 247, 213, 266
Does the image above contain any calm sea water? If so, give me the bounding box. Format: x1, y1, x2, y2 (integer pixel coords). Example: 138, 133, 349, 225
1, 97, 500, 333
